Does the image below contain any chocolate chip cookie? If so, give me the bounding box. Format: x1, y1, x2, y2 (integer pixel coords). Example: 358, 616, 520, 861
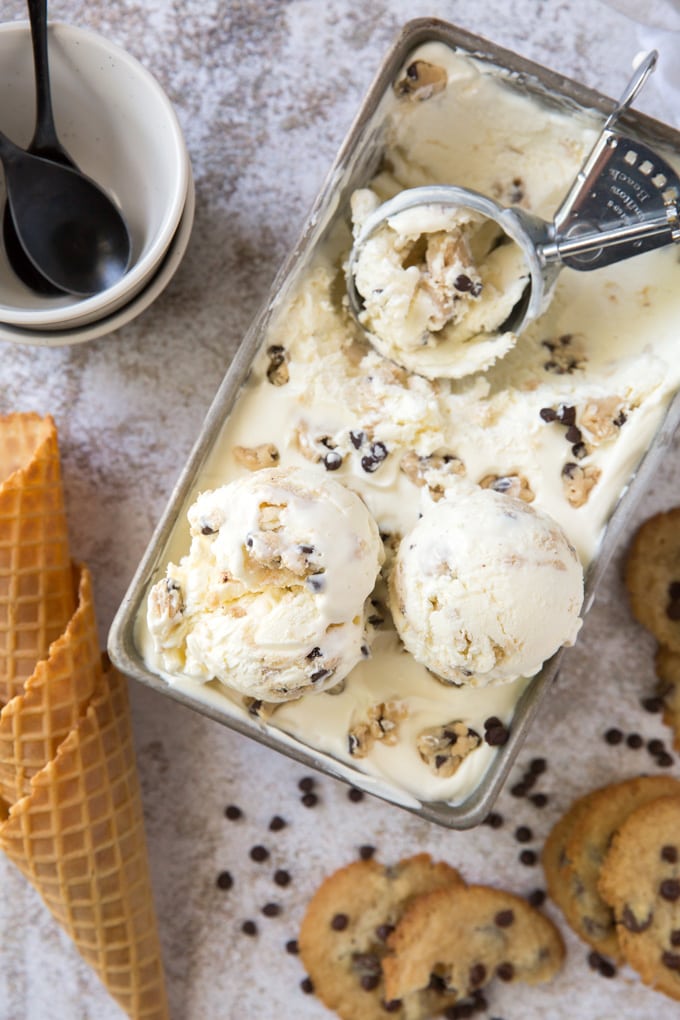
599, 794, 680, 1001
298, 854, 464, 1019
625, 507, 680, 653
382, 884, 564, 1004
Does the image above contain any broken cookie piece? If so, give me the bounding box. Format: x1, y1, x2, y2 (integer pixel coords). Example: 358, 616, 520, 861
416, 720, 481, 777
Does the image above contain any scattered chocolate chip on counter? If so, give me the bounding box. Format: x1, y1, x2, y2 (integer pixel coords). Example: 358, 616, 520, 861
216, 870, 233, 890
225, 804, 243, 820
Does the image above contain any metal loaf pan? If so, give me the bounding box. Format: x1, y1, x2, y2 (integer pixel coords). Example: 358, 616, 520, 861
108, 18, 680, 828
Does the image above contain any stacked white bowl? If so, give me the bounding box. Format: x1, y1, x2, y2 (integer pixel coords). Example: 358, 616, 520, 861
0, 21, 194, 345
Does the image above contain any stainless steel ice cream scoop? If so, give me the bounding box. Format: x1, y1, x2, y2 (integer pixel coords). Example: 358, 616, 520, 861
347, 51, 680, 339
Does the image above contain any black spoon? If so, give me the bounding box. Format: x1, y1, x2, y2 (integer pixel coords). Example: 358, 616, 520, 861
2, 0, 131, 296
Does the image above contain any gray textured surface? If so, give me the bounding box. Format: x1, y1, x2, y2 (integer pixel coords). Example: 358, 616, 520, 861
0, 1, 679, 1018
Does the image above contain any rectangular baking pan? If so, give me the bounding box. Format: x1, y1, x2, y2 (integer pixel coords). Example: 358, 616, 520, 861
108, 17, 680, 828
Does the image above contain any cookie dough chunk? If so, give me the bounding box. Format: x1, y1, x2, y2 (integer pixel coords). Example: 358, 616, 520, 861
656, 645, 680, 753
625, 508, 680, 653
382, 884, 564, 1003
299, 854, 464, 1020
599, 795, 680, 1001
545, 776, 680, 959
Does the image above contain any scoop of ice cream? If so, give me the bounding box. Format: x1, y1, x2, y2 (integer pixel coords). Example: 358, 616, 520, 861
350, 189, 530, 379
388, 483, 583, 686
147, 466, 384, 701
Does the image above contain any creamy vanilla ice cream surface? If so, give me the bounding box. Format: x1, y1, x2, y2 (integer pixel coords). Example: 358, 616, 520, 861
140, 42, 680, 804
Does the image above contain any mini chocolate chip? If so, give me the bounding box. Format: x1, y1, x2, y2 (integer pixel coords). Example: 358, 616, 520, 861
348, 787, 364, 802
642, 696, 664, 713
301, 792, 318, 808
587, 950, 603, 971
250, 845, 269, 863
621, 905, 652, 933
495, 909, 515, 927
376, 923, 395, 942
382, 1000, 402, 1013
307, 574, 326, 593
484, 716, 503, 730
656, 751, 675, 767
454, 273, 474, 292
306, 646, 322, 660
670, 929, 680, 946
225, 804, 243, 821
274, 869, 291, 887
669, 580, 680, 599
216, 870, 233, 890
604, 727, 624, 745
484, 724, 509, 747
469, 961, 487, 986
626, 732, 643, 749
530, 793, 549, 808
331, 913, 349, 931
556, 404, 576, 426
262, 902, 281, 917
359, 845, 376, 860
496, 961, 514, 982
323, 451, 343, 471
300, 976, 314, 994
510, 781, 529, 797
661, 845, 678, 863
482, 811, 504, 829
519, 849, 537, 866
539, 407, 557, 422
662, 951, 680, 971
310, 668, 330, 682
565, 425, 582, 443
572, 442, 588, 459
298, 776, 315, 792
529, 757, 547, 775
598, 958, 617, 978
648, 738, 666, 754
241, 920, 257, 936
515, 826, 533, 844
269, 815, 286, 831
361, 974, 381, 991
286, 938, 299, 954
349, 429, 365, 449
528, 888, 546, 908
660, 879, 680, 901
201, 523, 216, 535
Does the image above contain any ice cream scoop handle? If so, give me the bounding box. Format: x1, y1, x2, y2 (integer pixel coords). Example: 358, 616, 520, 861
540, 206, 679, 265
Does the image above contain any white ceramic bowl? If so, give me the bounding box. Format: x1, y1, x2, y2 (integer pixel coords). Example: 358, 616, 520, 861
0, 21, 189, 329
0, 169, 195, 346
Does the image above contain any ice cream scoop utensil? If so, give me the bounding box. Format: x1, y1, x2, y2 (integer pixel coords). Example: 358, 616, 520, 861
2, 0, 77, 294
0, 129, 131, 296
347, 51, 680, 337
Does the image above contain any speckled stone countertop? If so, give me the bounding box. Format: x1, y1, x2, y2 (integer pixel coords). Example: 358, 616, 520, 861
1, 1, 679, 1018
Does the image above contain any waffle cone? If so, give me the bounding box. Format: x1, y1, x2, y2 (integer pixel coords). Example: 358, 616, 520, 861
0, 412, 75, 704
0, 664, 169, 1020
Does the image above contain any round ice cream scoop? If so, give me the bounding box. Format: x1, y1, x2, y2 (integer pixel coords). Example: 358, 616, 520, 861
347, 51, 680, 379
147, 466, 384, 701
388, 485, 584, 687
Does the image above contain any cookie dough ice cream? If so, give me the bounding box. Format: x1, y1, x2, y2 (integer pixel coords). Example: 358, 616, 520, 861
136, 41, 680, 806
350, 191, 530, 378
389, 483, 584, 686
147, 467, 383, 702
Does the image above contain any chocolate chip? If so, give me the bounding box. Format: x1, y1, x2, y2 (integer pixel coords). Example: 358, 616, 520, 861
200, 523, 216, 535
667, 600, 680, 621
310, 668, 330, 682
656, 751, 675, 767
530, 793, 549, 808
262, 902, 281, 917
241, 920, 258, 936
306, 647, 322, 660
482, 811, 504, 829
468, 961, 487, 987
496, 961, 514, 981
572, 442, 588, 460
216, 870, 233, 890
382, 1000, 402, 1013
455, 273, 474, 292
660, 879, 680, 901
298, 776, 315, 792
361, 442, 389, 473
495, 909, 515, 927
484, 724, 509, 746
515, 826, 533, 844
250, 845, 269, 863
662, 952, 680, 971
331, 912, 349, 931
376, 923, 395, 942
361, 974, 381, 991
642, 696, 664, 713
604, 727, 624, 745
519, 849, 537, 866
286, 938, 299, 954
565, 425, 582, 443
556, 404, 576, 426
598, 958, 617, 978
323, 450, 343, 471
528, 888, 546, 908
300, 976, 314, 994
587, 951, 602, 971
359, 845, 376, 860
348, 787, 364, 802
225, 804, 243, 820
274, 869, 291, 887
670, 929, 680, 946
621, 905, 652, 933
539, 407, 557, 422
648, 738, 666, 754
269, 815, 287, 831
349, 429, 365, 449
484, 716, 503, 729
529, 757, 547, 775
510, 781, 529, 797
626, 732, 643, 749
661, 845, 678, 863
301, 792, 319, 808
307, 574, 326, 594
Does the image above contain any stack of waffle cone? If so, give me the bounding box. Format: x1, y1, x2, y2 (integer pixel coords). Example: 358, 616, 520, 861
0, 413, 168, 1020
